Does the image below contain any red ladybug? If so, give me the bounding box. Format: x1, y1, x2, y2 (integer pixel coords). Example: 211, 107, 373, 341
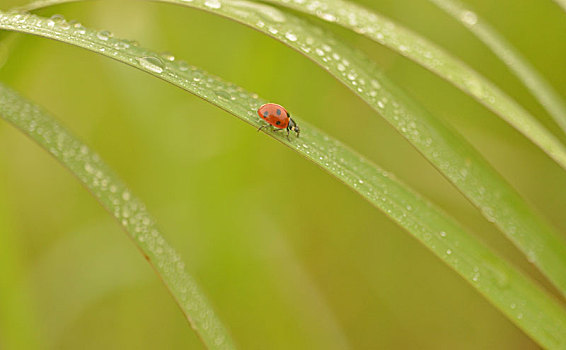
257, 103, 300, 138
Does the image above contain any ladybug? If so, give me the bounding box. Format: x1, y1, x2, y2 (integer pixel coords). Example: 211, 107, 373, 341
257, 103, 300, 138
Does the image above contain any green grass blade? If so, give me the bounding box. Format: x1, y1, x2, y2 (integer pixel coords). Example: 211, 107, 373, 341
1, 11, 566, 348
164, 0, 566, 295
0, 83, 236, 350
14, 0, 566, 302
15, 0, 566, 159
426, 0, 566, 135
155, 0, 566, 299
97, 0, 566, 299
553, 0, 566, 13
261, 0, 566, 164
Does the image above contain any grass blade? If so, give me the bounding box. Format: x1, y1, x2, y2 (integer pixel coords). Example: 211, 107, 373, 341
1, 11, 566, 348
261, 0, 566, 165
426, 0, 566, 135
553, 0, 566, 13
156, 0, 566, 299
0, 83, 236, 349
86, 0, 566, 300
14, 0, 566, 303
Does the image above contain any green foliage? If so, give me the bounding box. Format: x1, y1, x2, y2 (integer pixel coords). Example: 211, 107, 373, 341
150, 0, 566, 301
0, 82, 236, 349
553, 0, 566, 12
262, 0, 566, 168
425, 0, 566, 134
2, 10, 566, 348
1, 0, 565, 349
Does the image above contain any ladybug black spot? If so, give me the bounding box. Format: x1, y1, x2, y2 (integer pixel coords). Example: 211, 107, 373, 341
276, 121, 281, 125
263, 111, 269, 117
276, 109, 281, 115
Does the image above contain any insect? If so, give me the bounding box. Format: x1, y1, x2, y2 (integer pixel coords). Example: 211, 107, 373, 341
257, 103, 300, 138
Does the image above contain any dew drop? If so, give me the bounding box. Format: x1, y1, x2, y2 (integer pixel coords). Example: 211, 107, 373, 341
161, 51, 175, 61
320, 13, 337, 22
285, 32, 298, 41
137, 56, 165, 74
461, 11, 478, 26
50, 14, 65, 22
114, 41, 130, 50
96, 30, 113, 41
204, 0, 221, 9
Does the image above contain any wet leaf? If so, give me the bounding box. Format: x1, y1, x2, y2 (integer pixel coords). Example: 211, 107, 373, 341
1, 11, 566, 348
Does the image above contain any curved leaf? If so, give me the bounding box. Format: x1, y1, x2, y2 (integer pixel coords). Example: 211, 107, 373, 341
53, 0, 566, 302
553, 0, 566, 13
0, 87, 235, 349
13, 0, 566, 307
426, 0, 566, 135
161, 0, 566, 299
1, 11, 566, 348
260, 0, 566, 161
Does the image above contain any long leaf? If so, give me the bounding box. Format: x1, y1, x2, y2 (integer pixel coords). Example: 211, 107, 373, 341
1, 11, 566, 348
16, 0, 566, 148
156, 0, 566, 299
0, 85, 236, 349
425, 0, 566, 135
263, 0, 566, 156
14, 0, 566, 309
553, 0, 566, 13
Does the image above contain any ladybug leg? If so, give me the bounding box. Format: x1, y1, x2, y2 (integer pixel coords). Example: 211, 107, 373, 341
271, 127, 289, 140
257, 124, 269, 132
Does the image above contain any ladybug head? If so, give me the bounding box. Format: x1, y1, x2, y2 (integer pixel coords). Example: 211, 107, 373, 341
288, 117, 300, 137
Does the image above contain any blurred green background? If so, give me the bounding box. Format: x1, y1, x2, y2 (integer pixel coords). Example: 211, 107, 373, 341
1, 0, 565, 348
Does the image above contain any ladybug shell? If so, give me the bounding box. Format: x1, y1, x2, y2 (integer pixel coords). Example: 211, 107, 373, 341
257, 103, 290, 129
